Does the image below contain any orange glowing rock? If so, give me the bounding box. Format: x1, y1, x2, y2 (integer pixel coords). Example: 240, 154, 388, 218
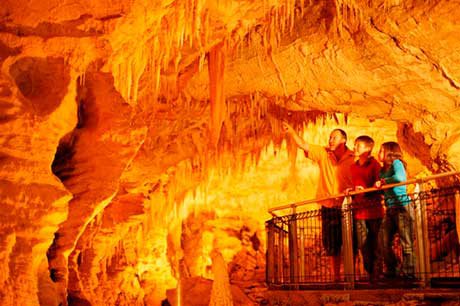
1, 0, 460, 305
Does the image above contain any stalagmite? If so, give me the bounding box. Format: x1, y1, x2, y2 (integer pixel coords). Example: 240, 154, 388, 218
209, 250, 233, 306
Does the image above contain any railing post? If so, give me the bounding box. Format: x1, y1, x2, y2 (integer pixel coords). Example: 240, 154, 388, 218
279, 226, 286, 283
266, 220, 275, 287
288, 208, 299, 286
413, 184, 425, 286
455, 190, 460, 246
421, 183, 432, 287
299, 226, 305, 283
414, 182, 431, 287
342, 196, 354, 289
413, 183, 425, 286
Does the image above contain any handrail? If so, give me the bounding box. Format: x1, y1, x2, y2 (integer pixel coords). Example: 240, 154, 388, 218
268, 171, 460, 215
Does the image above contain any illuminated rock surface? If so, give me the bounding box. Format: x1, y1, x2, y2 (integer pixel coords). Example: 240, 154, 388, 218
1, 0, 460, 305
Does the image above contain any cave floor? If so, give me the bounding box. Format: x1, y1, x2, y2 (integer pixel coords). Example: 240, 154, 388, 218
264, 288, 460, 305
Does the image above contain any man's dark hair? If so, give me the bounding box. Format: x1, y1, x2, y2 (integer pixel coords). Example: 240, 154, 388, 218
161, 299, 172, 306
355, 135, 375, 149
332, 128, 347, 141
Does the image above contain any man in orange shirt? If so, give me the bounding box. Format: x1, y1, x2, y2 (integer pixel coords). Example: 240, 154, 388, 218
283, 122, 354, 282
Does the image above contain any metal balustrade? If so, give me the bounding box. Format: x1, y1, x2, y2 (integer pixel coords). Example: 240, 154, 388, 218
266, 171, 460, 289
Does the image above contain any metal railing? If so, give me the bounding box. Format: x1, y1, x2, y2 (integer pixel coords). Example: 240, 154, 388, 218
266, 171, 460, 289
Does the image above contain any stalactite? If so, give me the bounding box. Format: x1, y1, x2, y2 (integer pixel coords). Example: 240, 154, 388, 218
286, 134, 298, 178
107, 0, 305, 113
208, 40, 227, 149
0, 233, 15, 287
384, 0, 401, 10
335, 0, 364, 35
127, 58, 132, 102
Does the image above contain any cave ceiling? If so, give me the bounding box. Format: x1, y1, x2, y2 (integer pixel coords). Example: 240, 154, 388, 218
1, 1, 460, 305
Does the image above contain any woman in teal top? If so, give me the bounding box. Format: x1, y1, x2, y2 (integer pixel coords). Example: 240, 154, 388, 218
380, 157, 411, 207
375, 142, 415, 279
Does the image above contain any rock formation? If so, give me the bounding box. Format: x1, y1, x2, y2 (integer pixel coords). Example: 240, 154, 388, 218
1, 0, 460, 305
